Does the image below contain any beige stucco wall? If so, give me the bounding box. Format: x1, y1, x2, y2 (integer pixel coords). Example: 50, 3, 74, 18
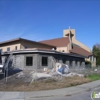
91, 57, 96, 67
56, 46, 69, 53
85, 56, 96, 67
0, 40, 54, 52
63, 29, 76, 40
0, 42, 21, 52
20, 41, 54, 50
85, 58, 90, 61
63, 29, 91, 52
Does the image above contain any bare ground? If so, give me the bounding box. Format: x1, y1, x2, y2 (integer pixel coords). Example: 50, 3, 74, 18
0, 76, 91, 91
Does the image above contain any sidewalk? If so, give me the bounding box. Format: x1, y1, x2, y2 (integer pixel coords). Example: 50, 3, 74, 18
0, 92, 24, 100
0, 80, 100, 100
25, 80, 100, 99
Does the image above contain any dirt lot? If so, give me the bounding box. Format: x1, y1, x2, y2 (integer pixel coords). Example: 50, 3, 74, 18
0, 76, 91, 91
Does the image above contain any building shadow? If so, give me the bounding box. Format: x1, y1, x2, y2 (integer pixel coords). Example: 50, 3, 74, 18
0, 68, 22, 80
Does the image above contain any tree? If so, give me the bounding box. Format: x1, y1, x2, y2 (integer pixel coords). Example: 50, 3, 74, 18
92, 44, 100, 66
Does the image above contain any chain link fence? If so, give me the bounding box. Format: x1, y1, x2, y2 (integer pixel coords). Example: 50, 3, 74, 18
69, 65, 100, 75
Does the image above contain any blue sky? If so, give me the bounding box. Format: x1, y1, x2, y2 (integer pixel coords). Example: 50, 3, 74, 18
0, 0, 100, 49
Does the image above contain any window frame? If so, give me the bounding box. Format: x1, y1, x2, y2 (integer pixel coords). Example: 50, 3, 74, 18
42, 57, 48, 66
0, 49, 2, 53
90, 56, 92, 61
15, 46, 17, 50
25, 46, 27, 49
26, 56, 33, 66
62, 50, 65, 52
7, 47, 10, 51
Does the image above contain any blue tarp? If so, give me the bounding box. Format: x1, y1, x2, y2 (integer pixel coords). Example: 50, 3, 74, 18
58, 67, 65, 74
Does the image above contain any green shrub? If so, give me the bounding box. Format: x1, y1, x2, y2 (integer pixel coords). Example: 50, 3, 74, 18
87, 73, 100, 81
85, 61, 91, 65
85, 61, 91, 68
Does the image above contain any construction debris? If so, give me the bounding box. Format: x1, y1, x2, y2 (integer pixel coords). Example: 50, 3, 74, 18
62, 72, 84, 77
15, 63, 84, 83
50, 63, 69, 75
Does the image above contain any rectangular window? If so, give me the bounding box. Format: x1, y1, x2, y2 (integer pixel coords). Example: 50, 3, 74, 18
0, 49, 2, 53
42, 57, 48, 66
26, 57, 33, 66
15, 46, 17, 50
92, 57, 94, 61
90, 56, 92, 61
25, 46, 27, 49
7, 47, 10, 51
62, 50, 65, 52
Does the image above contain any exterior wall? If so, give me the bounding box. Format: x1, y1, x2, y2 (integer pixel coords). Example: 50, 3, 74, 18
13, 54, 24, 70
91, 61, 96, 67
90, 56, 96, 67
1, 55, 23, 69
12, 54, 41, 70
85, 58, 90, 61
1, 53, 85, 72
56, 46, 69, 53
63, 29, 76, 41
23, 54, 38, 70
85, 56, 96, 67
1, 56, 6, 65
0, 40, 54, 53
37, 55, 53, 70
1, 54, 54, 71
63, 29, 91, 52
0, 42, 21, 52
22, 54, 54, 70
20, 41, 53, 50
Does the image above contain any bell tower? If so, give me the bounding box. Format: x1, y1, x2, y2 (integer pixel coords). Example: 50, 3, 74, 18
63, 27, 75, 50
63, 27, 75, 41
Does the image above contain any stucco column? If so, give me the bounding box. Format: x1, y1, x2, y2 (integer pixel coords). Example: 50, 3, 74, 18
65, 60, 70, 67
72, 60, 75, 68
81, 61, 85, 68
59, 59, 63, 64
77, 61, 80, 68
33, 54, 38, 70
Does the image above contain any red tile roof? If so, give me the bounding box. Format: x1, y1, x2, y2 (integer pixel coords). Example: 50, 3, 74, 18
70, 46, 92, 57
39, 37, 70, 47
